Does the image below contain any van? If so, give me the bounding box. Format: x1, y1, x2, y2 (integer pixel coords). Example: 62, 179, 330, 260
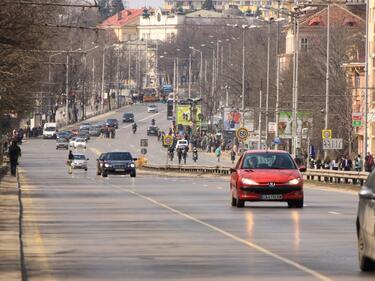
43, 122, 57, 139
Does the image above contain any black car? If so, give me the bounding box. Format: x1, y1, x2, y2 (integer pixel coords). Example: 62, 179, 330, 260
106, 118, 119, 129
97, 152, 136, 178
96, 153, 107, 176
357, 171, 375, 271
57, 131, 72, 140
147, 125, 159, 136
122, 112, 134, 123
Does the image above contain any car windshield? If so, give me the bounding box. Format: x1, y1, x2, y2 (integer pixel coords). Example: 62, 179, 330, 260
76, 139, 85, 142
107, 119, 117, 123
45, 127, 55, 131
73, 155, 86, 160
123, 113, 133, 117
57, 139, 67, 143
106, 152, 133, 161
149, 105, 156, 108
242, 153, 296, 170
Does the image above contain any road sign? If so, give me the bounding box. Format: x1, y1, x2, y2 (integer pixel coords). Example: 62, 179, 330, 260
141, 148, 148, 155
236, 127, 249, 141
140, 139, 148, 147
268, 122, 276, 133
273, 137, 281, 145
163, 135, 173, 147
352, 120, 362, 127
322, 129, 332, 139
322, 138, 343, 150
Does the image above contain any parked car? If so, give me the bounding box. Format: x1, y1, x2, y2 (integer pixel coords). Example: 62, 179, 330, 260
356, 171, 375, 271
147, 104, 158, 113
89, 125, 101, 137
71, 153, 88, 171
147, 125, 159, 136
56, 138, 69, 150
96, 153, 107, 176
97, 151, 136, 178
106, 118, 119, 129
122, 112, 135, 123
230, 150, 305, 208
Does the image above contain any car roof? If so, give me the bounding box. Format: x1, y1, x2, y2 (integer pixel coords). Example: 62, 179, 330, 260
123, 112, 134, 114
244, 150, 290, 155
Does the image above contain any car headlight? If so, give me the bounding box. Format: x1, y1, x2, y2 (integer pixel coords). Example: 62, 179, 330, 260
104, 163, 110, 168
241, 178, 258, 185
287, 178, 301, 185
130, 163, 135, 168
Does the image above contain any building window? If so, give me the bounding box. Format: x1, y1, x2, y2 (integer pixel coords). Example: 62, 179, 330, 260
354, 71, 360, 88
301, 37, 308, 52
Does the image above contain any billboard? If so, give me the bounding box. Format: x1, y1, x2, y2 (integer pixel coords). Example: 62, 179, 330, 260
278, 111, 312, 139
176, 104, 201, 126
223, 108, 242, 130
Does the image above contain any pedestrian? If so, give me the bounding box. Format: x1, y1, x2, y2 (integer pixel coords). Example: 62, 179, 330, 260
176, 147, 182, 165
215, 146, 222, 162
355, 154, 363, 172
230, 149, 236, 164
364, 152, 374, 172
8, 141, 21, 176
67, 150, 74, 174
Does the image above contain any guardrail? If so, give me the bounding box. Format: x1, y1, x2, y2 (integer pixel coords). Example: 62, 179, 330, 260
142, 164, 369, 185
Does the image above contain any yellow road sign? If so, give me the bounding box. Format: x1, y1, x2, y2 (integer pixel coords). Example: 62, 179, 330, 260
322, 129, 332, 139
236, 127, 249, 141
163, 135, 174, 147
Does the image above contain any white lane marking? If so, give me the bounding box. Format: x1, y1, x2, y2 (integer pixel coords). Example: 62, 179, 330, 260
122, 124, 133, 129
204, 184, 209, 187
110, 185, 333, 281
328, 211, 341, 215
139, 112, 161, 122
217, 187, 223, 190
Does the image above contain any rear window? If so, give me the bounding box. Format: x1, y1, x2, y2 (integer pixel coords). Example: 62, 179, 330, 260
242, 153, 296, 170
73, 155, 86, 160
44, 127, 56, 131
106, 152, 133, 161
123, 113, 134, 117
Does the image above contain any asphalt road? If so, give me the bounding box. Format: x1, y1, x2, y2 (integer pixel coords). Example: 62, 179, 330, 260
16, 118, 375, 280
81, 103, 233, 166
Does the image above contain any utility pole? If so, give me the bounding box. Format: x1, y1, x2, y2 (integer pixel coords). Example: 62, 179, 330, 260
364, 0, 369, 159
265, 21, 271, 145
324, 4, 330, 159
259, 80, 263, 149
116, 47, 120, 108
188, 53, 192, 98
82, 52, 87, 120
241, 27, 245, 127
101, 46, 106, 112
65, 53, 69, 125
275, 0, 281, 149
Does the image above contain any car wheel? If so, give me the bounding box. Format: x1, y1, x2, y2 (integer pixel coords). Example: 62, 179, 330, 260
288, 199, 304, 208
231, 195, 236, 207
130, 171, 136, 178
236, 198, 244, 208
358, 230, 375, 271
102, 170, 108, 177
84, 168, 87, 171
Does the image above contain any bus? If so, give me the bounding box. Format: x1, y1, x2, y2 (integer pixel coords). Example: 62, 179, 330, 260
142, 87, 159, 102
167, 98, 174, 120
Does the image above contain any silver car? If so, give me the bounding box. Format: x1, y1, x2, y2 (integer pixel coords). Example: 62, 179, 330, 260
71, 153, 88, 171
357, 171, 375, 271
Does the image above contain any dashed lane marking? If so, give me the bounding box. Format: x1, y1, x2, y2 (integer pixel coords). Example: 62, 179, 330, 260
108, 183, 334, 281
328, 211, 341, 215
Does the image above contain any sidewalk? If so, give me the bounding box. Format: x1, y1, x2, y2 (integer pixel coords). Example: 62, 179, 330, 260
0, 172, 22, 281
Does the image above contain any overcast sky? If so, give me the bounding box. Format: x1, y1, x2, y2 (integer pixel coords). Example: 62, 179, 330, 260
128, 0, 163, 8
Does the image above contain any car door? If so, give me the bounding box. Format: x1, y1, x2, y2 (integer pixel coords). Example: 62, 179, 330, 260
230, 155, 243, 196
360, 171, 375, 258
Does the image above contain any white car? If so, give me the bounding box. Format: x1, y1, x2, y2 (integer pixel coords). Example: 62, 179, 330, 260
71, 137, 87, 149
147, 105, 158, 113
71, 153, 88, 171
176, 139, 189, 150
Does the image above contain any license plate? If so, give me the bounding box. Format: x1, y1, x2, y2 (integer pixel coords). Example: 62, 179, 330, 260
261, 194, 282, 200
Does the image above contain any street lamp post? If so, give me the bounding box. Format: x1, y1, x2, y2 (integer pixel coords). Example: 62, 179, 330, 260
324, 4, 331, 159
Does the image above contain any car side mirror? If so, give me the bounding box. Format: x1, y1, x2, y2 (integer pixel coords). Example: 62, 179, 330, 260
359, 187, 375, 200
230, 168, 236, 173
299, 166, 307, 172
133, 158, 138, 161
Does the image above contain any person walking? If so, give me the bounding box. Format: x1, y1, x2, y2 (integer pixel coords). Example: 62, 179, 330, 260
230, 149, 236, 164
8, 141, 21, 176
364, 152, 374, 172
215, 146, 222, 163
67, 150, 74, 174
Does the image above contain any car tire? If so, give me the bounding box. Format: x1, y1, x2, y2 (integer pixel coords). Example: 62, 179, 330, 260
358, 230, 375, 271
84, 168, 87, 171
288, 199, 304, 208
130, 171, 136, 178
231, 195, 236, 207
102, 170, 108, 177
236, 198, 245, 208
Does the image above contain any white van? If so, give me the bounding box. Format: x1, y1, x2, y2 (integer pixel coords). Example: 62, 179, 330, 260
43, 122, 57, 139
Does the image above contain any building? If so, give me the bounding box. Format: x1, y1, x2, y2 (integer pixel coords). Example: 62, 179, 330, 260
368, 0, 375, 154
98, 8, 143, 42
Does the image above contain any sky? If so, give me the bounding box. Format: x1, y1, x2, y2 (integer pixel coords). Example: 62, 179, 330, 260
128, 0, 163, 8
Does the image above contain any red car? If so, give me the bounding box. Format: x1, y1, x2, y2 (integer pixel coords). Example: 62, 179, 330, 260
230, 150, 305, 208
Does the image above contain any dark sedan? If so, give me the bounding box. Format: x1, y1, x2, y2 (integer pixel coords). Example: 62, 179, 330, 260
106, 118, 119, 129
122, 112, 134, 123
97, 152, 136, 178
357, 171, 375, 271
147, 125, 159, 136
